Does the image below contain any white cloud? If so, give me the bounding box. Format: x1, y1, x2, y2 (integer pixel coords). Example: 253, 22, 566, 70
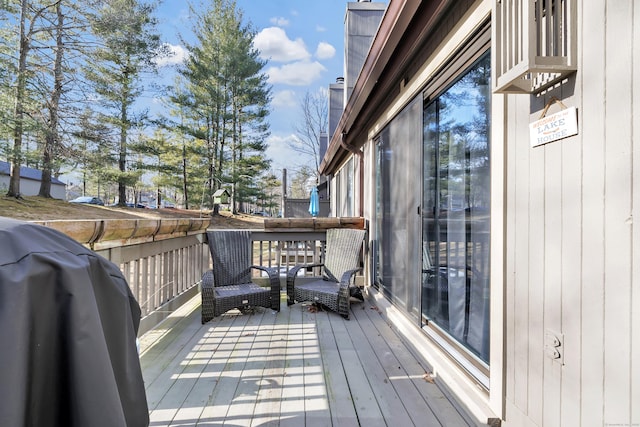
267, 134, 296, 149
272, 90, 297, 108
315, 42, 335, 60
266, 60, 327, 86
266, 133, 312, 170
314, 86, 328, 98
270, 16, 289, 27
316, 25, 327, 32
253, 27, 310, 62
155, 43, 189, 67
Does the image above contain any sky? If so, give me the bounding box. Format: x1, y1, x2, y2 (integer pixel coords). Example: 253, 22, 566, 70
151, 0, 363, 175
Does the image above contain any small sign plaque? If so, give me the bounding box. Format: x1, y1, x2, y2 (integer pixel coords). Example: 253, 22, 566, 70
529, 106, 578, 148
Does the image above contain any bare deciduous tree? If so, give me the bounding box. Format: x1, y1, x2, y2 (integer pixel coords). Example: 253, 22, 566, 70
289, 89, 327, 179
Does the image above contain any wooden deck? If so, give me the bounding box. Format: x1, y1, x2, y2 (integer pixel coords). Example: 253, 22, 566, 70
139, 292, 480, 426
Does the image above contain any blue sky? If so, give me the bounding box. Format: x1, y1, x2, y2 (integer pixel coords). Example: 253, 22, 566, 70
152, 0, 361, 173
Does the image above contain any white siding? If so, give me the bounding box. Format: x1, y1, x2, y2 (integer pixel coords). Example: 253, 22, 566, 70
0, 176, 65, 199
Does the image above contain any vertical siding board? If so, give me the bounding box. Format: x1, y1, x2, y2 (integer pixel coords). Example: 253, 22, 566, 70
633, 2, 640, 423
513, 94, 531, 414
541, 98, 564, 427
505, 94, 518, 407
559, 82, 583, 427
604, 1, 634, 425
580, 0, 607, 425
489, 92, 506, 416
527, 97, 546, 427
501, 1, 640, 425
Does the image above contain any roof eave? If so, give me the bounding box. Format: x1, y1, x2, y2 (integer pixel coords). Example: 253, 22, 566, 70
320, 0, 453, 175
320, 0, 412, 175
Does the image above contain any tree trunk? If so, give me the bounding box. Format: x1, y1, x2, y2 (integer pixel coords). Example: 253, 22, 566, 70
182, 141, 188, 209
118, 74, 129, 206
39, 1, 64, 198
7, 0, 29, 198
118, 125, 127, 205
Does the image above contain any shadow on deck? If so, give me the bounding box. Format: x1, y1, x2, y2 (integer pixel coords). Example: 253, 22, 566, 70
139, 292, 480, 427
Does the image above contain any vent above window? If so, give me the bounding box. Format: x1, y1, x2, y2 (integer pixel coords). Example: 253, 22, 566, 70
494, 0, 576, 94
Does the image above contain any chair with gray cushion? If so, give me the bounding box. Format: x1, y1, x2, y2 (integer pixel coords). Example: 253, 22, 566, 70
201, 230, 280, 323
286, 228, 365, 319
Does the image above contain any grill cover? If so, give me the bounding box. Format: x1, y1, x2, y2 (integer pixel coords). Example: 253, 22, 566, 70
0, 217, 148, 426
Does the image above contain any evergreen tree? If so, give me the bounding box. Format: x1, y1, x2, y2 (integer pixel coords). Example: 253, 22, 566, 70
4, 0, 55, 197
0, 4, 16, 158
173, 0, 271, 214
72, 108, 114, 198
84, 0, 162, 206
130, 128, 184, 208
38, 0, 64, 197
36, 0, 100, 197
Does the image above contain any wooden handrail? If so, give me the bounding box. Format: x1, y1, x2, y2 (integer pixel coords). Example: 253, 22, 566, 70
31, 218, 211, 249
263, 216, 365, 231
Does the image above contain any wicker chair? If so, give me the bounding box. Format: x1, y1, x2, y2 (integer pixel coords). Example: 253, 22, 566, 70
201, 230, 280, 324
286, 228, 366, 319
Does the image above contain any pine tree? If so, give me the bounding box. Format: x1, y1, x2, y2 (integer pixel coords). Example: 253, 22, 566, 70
0, 6, 17, 160
130, 128, 184, 208
174, 0, 272, 214
38, 0, 64, 197
5, 0, 55, 197
84, 0, 162, 206
36, 0, 97, 197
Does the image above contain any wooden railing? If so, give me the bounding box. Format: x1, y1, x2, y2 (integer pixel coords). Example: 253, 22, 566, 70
32, 218, 211, 335
251, 217, 366, 280
32, 216, 366, 335
96, 234, 209, 318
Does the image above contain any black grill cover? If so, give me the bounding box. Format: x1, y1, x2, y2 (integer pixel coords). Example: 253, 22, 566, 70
0, 217, 149, 426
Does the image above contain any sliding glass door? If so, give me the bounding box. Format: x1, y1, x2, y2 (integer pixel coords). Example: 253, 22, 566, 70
421, 52, 491, 363
374, 98, 422, 318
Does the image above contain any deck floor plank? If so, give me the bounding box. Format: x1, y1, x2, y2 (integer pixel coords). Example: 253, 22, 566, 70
278, 300, 307, 427
198, 308, 267, 426
358, 299, 473, 426
249, 296, 289, 427
170, 312, 256, 426
327, 307, 387, 427
351, 302, 447, 426
314, 305, 360, 427
341, 303, 416, 426
141, 299, 205, 390
147, 308, 252, 425
302, 307, 332, 427
140, 294, 477, 427
144, 310, 215, 417
222, 308, 275, 426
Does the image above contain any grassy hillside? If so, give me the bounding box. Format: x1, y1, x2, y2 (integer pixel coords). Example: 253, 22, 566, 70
0, 196, 262, 228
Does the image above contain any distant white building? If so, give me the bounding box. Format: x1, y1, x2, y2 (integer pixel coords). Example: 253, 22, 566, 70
0, 161, 66, 199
